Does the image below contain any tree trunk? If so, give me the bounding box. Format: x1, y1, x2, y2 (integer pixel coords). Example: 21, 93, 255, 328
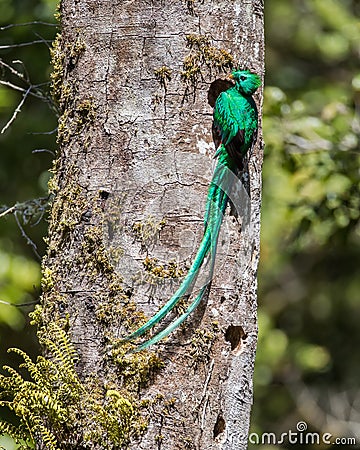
41, 0, 264, 448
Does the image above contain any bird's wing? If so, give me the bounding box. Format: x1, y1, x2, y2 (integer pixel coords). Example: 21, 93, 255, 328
213, 90, 246, 167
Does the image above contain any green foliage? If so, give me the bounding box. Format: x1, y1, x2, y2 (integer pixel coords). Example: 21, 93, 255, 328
0, 2, 59, 400
251, 0, 360, 445
0, 246, 41, 329
0, 324, 80, 449
0, 0, 58, 252
262, 79, 359, 250
111, 344, 164, 390
0, 323, 151, 449
50, 32, 86, 111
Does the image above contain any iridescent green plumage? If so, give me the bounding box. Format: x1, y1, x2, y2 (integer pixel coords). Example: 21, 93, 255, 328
123, 70, 261, 351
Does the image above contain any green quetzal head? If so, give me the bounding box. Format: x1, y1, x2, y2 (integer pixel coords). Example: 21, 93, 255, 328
230, 70, 261, 95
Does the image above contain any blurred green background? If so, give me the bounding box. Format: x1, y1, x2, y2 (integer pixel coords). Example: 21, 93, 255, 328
0, 0, 359, 449
0, 1, 57, 448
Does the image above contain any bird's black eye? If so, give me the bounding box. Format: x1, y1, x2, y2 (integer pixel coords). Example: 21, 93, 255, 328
240, 76, 246, 81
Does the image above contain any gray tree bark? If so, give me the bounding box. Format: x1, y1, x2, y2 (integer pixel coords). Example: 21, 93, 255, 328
42, 0, 264, 448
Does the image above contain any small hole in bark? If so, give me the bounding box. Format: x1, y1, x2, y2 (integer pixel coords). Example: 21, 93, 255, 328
125, 288, 134, 298
220, 296, 226, 304
225, 325, 247, 351
81, 209, 92, 222
213, 415, 226, 439
67, 59, 76, 71
99, 189, 110, 200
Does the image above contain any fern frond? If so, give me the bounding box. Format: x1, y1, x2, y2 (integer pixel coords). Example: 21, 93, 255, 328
8, 347, 32, 363
38, 425, 58, 450
0, 419, 28, 442
54, 325, 79, 363
2, 365, 24, 387
35, 356, 61, 387
37, 326, 84, 400
27, 388, 67, 421
0, 323, 90, 448
9, 348, 49, 388
31, 416, 58, 450
40, 324, 78, 371
10, 395, 32, 420
0, 373, 20, 395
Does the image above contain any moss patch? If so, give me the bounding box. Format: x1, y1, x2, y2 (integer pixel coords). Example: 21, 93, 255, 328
50, 33, 86, 108
188, 322, 219, 367
132, 216, 166, 247
181, 33, 234, 95
143, 256, 186, 281
154, 66, 172, 90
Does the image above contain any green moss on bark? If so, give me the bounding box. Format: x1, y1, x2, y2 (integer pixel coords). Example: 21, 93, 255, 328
181, 33, 234, 94
0, 23, 168, 449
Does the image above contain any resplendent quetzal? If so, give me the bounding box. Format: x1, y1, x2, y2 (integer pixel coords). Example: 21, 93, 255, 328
123, 70, 261, 351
